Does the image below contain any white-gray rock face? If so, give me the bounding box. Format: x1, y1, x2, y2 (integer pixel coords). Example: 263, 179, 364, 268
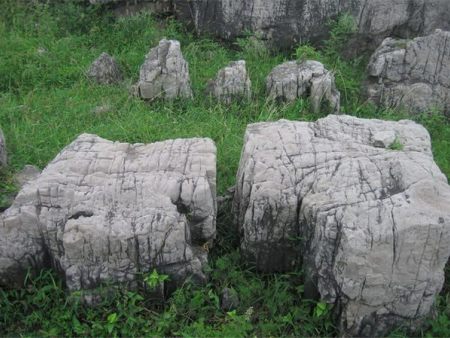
366, 30, 450, 115
233, 115, 450, 336
206, 61, 251, 104
0, 129, 6, 167
174, 0, 450, 50
0, 134, 216, 293
87, 52, 123, 85
135, 39, 192, 101
266, 60, 340, 114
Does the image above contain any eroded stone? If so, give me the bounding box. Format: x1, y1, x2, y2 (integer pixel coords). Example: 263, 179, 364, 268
233, 114, 450, 336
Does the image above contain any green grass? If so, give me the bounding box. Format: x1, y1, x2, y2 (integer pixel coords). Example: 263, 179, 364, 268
0, 1, 449, 336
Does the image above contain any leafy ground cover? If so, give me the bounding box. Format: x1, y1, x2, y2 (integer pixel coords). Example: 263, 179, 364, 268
0, 1, 449, 336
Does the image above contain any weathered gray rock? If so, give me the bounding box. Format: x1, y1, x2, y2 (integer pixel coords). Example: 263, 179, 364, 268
0, 129, 6, 167
233, 115, 450, 336
14, 165, 41, 188
267, 60, 340, 113
206, 61, 251, 104
221, 287, 239, 311
366, 29, 450, 115
174, 0, 450, 50
87, 52, 123, 85
0, 134, 216, 293
135, 39, 192, 101
84, 0, 450, 50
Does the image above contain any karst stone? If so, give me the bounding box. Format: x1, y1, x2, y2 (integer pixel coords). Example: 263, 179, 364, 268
267, 60, 340, 113
206, 61, 251, 104
135, 39, 192, 101
233, 114, 450, 336
87, 52, 123, 85
0, 129, 6, 167
366, 29, 450, 115
0, 134, 216, 294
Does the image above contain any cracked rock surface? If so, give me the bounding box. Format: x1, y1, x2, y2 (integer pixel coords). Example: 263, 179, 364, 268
233, 114, 450, 336
366, 29, 450, 115
135, 39, 192, 101
0, 128, 6, 167
0, 134, 216, 293
266, 60, 340, 114
173, 0, 450, 49
206, 61, 251, 104
87, 52, 123, 85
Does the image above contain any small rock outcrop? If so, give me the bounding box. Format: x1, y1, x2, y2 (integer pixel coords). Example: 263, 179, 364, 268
135, 39, 192, 101
0, 128, 6, 167
206, 61, 251, 104
266, 60, 340, 113
366, 30, 450, 115
0, 134, 216, 293
233, 115, 450, 336
87, 52, 123, 85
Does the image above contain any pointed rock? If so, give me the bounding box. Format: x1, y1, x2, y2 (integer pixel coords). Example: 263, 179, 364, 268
87, 52, 123, 85
206, 60, 251, 104
136, 39, 192, 101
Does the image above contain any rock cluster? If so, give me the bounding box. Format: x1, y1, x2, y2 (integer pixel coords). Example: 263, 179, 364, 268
0, 128, 6, 167
87, 52, 123, 85
233, 114, 450, 336
135, 39, 192, 100
206, 61, 251, 104
266, 60, 340, 113
366, 29, 450, 115
0, 134, 216, 292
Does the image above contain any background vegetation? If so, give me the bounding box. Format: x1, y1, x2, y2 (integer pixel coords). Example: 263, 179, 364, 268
0, 1, 449, 336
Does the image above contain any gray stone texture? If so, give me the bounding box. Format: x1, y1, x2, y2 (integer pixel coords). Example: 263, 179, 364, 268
87, 52, 123, 85
366, 29, 450, 115
233, 114, 450, 336
14, 165, 41, 188
85, 1, 450, 50
266, 60, 340, 113
206, 61, 252, 104
136, 39, 192, 100
173, 0, 450, 49
0, 134, 216, 293
0, 128, 6, 167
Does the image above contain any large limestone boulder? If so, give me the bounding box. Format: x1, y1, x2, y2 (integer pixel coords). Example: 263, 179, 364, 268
87, 52, 123, 85
174, 0, 450, 49
0, 134, 216, 293
135, 39, 192, 101
266, 60, 340, 113
206, 61, 251, 104
233, 115, 450, 336
0, 128, 6, 167
366, 29, 450, 115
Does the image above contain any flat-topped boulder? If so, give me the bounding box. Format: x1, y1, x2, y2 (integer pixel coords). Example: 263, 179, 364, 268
266, 60, 340, 113
135, 39, 192, 101
366, 30, 450, 115
206, 60, 251, 104
233, 115, 450, 336
0, 134, 216, 293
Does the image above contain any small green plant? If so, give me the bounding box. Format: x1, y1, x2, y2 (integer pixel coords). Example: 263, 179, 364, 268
144, 269, 170, 289
389, 138, 404, 151
313, 301, 329, 318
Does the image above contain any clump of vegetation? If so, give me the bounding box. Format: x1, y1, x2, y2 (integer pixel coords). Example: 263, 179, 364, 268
0, 2, 449, 337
